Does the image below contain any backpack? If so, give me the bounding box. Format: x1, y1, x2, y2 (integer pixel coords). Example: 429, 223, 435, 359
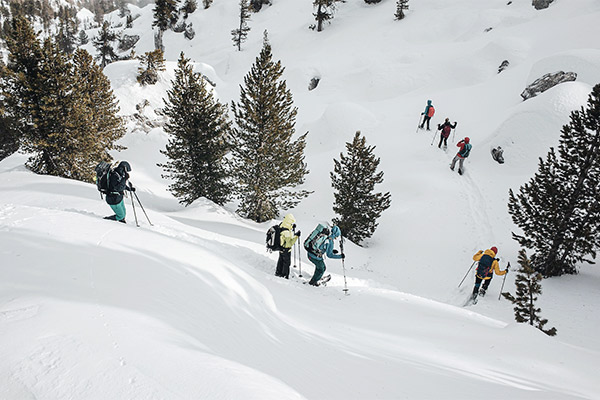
459, 143, 472, 158
304, 224, 330, 257
266, 224, 285, 252
476, 254, 494, 277
427, 105, 435, 118
95, 161, 112, 195
442, 124, 452, 137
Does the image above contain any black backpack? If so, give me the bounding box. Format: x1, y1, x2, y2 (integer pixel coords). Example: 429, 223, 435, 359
266, 224, 285, 252
477, 254, 494, 277
95, 161, 112, 195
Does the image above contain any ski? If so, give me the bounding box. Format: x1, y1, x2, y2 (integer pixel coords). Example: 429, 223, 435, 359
303, 274, 331, 287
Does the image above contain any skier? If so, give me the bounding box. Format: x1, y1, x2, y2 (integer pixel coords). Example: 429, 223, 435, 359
419, 100, 435, 130
307, 225, 344, 286
450, 137, 472, 175
103, 161, 134, 224
472, 246, 508, 298
437, 118, 457, 149
275, 213, 301, 279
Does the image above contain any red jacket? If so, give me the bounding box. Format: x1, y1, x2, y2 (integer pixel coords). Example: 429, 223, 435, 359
456, 140, 471, 159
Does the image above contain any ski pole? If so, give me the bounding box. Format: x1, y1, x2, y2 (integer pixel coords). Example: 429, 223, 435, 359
416, 115, 423, 133
498, 262, 510, 300
133, 191, 153, 226
458, 260, 477, 288
340, 236, 349, 295
430, 130, 438, 146
129, 189, 139, 227
293, 242, 297, 269
298, 233, 302, 277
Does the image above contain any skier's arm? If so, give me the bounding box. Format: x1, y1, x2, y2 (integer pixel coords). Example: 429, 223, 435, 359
325, 240, 342, 259
493, 260, 507, 276
473, 250, 483, 261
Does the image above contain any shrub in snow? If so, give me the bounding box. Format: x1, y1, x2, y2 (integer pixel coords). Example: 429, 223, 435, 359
395, 0, 408, 20
532, 0, 554, 10
119, 34, 139, 51
502, 250, 557, 336
498, 60, 509, 74
520, 71, 577, 100
137, 49, 166, 86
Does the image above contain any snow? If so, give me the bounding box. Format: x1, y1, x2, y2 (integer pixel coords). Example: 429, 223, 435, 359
2, 0, 600, 398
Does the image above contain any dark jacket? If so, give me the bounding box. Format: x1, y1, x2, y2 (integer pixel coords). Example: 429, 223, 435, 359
105, 163, 130, 205
438, 121, 457, 138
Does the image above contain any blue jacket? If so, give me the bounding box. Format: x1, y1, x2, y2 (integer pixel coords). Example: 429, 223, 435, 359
308, 237, 342, 261
423, 100, 433, 116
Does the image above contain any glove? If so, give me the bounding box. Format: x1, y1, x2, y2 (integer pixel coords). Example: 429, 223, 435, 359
341, 253, 346, 259
421, 112, 424, 115
476, 250, 483, 255
127, 184, 136, 192
332, 249, 339, 254
454, 121, 457, 125
292, 224, 296, 229
295, 230, 301, 237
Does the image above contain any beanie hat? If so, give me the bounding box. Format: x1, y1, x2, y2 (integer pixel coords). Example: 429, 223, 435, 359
331, 225, 341, 239
491, 246, 498, 255
464, 137, 470, 143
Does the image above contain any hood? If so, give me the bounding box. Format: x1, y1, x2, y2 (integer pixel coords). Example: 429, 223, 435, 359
281, 213, 296, 229
427, 100, 432, 105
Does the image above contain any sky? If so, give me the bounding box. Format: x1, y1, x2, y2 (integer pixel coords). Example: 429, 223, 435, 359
2, 0, 600, 399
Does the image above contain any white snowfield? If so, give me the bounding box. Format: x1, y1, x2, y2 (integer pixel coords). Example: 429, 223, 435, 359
2, 0, 600, 399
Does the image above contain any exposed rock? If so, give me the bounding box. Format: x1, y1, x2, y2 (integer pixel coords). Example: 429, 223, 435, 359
126, 100, 167, 133
532, 0, 555, 10
308, 77, 320, 91
492, 147, 505, 164
520, 71, 577, 100
119, 34, 139, 51
484, 27, 493, 33
498, 60, 510, 74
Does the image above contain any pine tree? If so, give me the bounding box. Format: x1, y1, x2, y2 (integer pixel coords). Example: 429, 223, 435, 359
231, 0, 251, 52
313, 0, 337, 32
159, 53, 232, 206
502, 250, 557, 336
1, 17, 124, 181
395, 0, 409, 20
181, 0, 197, 18
137, 49, 166, 85
508, 84, 600, 277
153, 0, 179, 31
126, 14, 133, 28
93, 21, 118, 68
331, 131, 391, 245
202, 0, 213, 9
231, 31, 310, 222
79, 29, 89, 45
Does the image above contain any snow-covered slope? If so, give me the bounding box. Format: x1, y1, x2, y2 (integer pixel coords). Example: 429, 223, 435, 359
1, 0, 600, 398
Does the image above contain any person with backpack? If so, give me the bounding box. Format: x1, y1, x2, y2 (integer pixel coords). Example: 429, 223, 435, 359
437, 118, 457, 149
275, 213, 301, 279
103, 161, 134, 223
472, 246, 508, 298
450, 137, 472, 175
419, 100, 435, 130
305, 225, 344, 286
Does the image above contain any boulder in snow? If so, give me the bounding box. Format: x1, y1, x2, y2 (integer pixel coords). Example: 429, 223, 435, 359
520, 71, 577, 100
532, 0, 555, 10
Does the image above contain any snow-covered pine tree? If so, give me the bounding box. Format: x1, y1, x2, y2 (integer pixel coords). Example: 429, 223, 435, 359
231, 31, 310, 222
395, 0, 409, 20
508, 84, 600, 277
93, 21, 118, 68
137, 49, 166, 85
202, 0, 213, 9
502, 250, 557, 336
331, 131, 391, 245
159, 53, 232, 206
313, 0, 337, 32
153, 0, 179, 31
181, 0, 197, 18
231, 0, 251, 51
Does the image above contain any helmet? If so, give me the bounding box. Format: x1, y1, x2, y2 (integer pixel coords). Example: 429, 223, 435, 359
118, 161, 131, 172
464, 137, 470, 143
491, 246, 498, 255
445, 117, 449, 122
331, 225, 341, 238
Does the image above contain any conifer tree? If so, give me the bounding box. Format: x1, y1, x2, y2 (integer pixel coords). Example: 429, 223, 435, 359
126, 14, 133, 28
508, 84, 600, 277
313, 0, 337, 32
93, 21, 118, 68
160, 53, 232, 206
395, 0, 408, 20
181, 0, 197, 18
231, 0, 251, 51
1, 17, 124, 181
502, 250, 557, 336
331, 131, 391, 245
153, 0, 179, 31
137, 49, 166, 85
79, 29, 89, 45
231, 31, 310, 222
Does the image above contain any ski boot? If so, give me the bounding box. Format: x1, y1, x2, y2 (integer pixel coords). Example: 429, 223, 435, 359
479, 288, 486, 297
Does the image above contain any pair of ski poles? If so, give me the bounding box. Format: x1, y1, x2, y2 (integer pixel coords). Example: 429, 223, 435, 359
458, 260, 510, 300
128, 182, 153, 227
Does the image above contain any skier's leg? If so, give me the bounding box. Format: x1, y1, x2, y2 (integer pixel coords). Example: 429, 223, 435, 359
438, 135, 444, 148
308, 257, 326, 285
110, 200, 126, 221
473, 276, 483, 295
276, 252, 284, 277
482, 274, 493, 290
282, 250, 291, 279
450, 155, 459, 170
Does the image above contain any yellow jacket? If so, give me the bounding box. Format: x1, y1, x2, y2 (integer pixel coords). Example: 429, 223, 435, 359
279, 214, 298, 250
473, 249, 507, 280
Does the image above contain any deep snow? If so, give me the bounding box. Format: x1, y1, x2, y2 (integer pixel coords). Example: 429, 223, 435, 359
1, 0, 600, 399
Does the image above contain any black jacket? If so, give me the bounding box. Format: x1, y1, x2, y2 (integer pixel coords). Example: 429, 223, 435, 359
105, 164, 130, 205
